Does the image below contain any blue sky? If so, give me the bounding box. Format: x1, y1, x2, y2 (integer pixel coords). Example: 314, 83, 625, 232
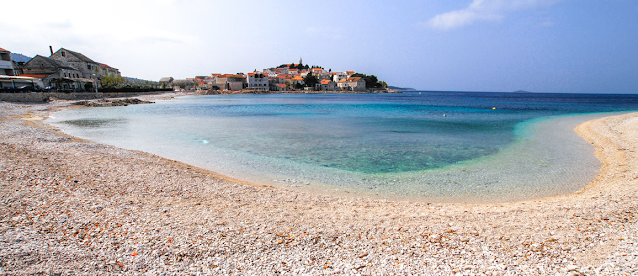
2, 0, 637, 93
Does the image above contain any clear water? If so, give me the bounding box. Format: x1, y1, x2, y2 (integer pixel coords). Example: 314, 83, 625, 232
47, 92, 638, 203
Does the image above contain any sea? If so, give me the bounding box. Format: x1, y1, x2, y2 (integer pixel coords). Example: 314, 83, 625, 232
46, 91, 638, 203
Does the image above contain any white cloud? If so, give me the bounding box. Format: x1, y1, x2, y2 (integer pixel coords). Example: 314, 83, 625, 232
425, 0, 562, 30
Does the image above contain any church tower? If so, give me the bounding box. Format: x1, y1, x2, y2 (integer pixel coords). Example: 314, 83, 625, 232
299, 57, 303, 65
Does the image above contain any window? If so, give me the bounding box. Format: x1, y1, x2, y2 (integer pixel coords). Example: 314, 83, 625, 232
87, 65, 91, 70
61, 52, 65, 57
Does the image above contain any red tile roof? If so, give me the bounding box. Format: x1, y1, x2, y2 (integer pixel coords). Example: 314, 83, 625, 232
320, 79, 331, 84
0, 47, 9, 53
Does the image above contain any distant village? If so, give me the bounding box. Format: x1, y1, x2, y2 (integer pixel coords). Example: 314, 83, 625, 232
1, 46, 389, 94
161, 58, 389, 93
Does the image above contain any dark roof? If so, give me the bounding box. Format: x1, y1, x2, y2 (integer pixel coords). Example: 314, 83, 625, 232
28, 55, 78, 70
58, 48, 96, 64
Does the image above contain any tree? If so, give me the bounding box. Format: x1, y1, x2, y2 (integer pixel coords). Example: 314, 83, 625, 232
303, 73, 319, 88
349, 73, 382, 88
100, 73, 125, 88
364, 75, 379, 89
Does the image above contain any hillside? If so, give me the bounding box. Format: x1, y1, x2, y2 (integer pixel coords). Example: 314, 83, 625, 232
10, 53, 32, 63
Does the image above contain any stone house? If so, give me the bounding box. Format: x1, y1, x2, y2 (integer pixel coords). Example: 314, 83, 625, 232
338, 77, 366, 91
159, 77, 174, 87
347, 77, 366, 91
50, 48, 120, 79
316, 79, 337, 91
20, 55, 93, 91
216, 74, 246, 91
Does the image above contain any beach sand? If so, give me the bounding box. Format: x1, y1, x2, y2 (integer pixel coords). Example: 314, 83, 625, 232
1, 97, 637, 275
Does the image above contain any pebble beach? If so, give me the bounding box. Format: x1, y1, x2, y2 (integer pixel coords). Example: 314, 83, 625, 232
1, 95, 638, 275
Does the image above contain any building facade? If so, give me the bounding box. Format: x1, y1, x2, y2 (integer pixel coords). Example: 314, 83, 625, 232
246, 72, 268, 90
20, 55, 91, 90
50, 48, 120, 79
0, 47, 15, 76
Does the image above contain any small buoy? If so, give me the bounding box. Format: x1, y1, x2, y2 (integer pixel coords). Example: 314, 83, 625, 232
443, 114, 447, 117
492, 107, 496, 110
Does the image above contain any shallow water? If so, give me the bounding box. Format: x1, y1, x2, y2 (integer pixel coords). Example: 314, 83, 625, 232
47, 92, 638, 202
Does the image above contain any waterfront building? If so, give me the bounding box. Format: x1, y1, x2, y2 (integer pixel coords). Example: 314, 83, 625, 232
0, 47, 15, 76
20, 55, 93, 91
247, 72, 268, 90
49, 47, 120, 79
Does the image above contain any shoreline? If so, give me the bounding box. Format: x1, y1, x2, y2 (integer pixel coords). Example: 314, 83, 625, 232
47, 96, 610, 204
2, 97, 638, 274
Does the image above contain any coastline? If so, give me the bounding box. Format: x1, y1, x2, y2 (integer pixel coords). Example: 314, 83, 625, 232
1, 97, 638, 274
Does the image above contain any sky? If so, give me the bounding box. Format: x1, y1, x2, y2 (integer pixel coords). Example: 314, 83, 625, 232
2, 0, 637, 93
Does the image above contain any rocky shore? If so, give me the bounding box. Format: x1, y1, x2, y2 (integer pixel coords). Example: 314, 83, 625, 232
1, 96, 637, 275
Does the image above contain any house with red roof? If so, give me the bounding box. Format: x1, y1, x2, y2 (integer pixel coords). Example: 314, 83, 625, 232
215, 74, 246, 91
247, 72, 268, 90
332, 72, 348, 83
316, 79, 337, 91
338, 77, 366, 91
291, 75, 305, 87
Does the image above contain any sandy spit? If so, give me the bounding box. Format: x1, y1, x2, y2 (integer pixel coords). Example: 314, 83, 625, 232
1, 96, 637, 275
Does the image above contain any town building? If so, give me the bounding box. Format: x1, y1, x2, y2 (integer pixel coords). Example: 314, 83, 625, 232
0, 47, 15, 76
316, 79, 337, 91
332, 72, 348, 83
246, 72, 268, 90
159, 77, 174, 87
291, 75, 304, 87
338, 77, 366, 91
216, 74, 246, 91
49, 47, 120, 79
21, 55, 93, 91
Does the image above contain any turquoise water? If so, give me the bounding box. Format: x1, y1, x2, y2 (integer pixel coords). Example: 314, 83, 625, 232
47, 92, 638, 202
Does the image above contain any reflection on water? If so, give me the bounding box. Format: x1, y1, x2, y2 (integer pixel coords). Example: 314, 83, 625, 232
62, 118, 126, 128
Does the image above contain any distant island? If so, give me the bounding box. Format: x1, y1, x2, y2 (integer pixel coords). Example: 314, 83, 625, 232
388, 86, 417, 91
